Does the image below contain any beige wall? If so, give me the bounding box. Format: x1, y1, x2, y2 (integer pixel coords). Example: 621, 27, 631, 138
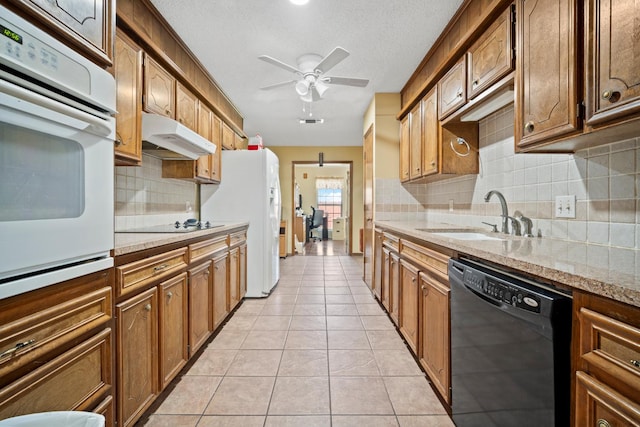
269, 146, 364, 254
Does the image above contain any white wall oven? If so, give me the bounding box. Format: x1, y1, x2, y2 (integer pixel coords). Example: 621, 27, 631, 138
0, 5, 116, 298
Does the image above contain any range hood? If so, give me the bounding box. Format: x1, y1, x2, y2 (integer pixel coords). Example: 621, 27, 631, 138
141, 112, 217, 160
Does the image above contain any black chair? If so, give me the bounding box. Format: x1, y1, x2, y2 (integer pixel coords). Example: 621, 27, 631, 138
308, 206, 324, 242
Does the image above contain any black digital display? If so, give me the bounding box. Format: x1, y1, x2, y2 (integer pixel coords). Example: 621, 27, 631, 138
1, 24, 23, 44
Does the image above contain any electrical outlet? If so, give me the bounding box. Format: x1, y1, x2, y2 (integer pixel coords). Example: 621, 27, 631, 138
555, 195, 576, 218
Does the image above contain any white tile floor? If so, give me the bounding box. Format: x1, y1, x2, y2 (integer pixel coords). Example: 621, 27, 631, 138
140, 255, 454, 427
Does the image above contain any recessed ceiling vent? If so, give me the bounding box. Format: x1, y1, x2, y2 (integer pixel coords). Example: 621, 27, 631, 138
299, 118, 324, 124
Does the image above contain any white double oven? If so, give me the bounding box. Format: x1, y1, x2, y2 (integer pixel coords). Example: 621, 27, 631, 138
0, 5, 116, 298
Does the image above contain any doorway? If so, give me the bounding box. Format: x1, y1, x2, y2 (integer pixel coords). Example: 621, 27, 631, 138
291, 161, 353, 256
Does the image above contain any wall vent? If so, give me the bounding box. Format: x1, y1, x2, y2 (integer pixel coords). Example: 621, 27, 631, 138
298, 118, 324, 124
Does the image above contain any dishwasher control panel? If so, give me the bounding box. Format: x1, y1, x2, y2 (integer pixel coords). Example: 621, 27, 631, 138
463, 269, 541, 313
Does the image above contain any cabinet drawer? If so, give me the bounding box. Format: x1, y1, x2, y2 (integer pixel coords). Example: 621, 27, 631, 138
382, 233, 400, 252
189, 236, 227, 264
0, 286, 111, 382
0, 328, 112, 419
229, 231, 247, 248
578, 307, 640, 390
400, 239, 450, 281
116, 247, 188, 297
575, 371, 640, 426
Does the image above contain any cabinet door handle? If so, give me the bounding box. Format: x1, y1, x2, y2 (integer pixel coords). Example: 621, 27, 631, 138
472, 79, 479, 87
596, 419, 611, 427
601, 90, 619, 102
167, 291, 173, 299
430, 161, 436, 166
0, 339, 36, 358
630, 359, 640, 368
153, 264, 169, 272
456, 89, 463, 98
144, 304, 152, 312
525, 121, 535, 133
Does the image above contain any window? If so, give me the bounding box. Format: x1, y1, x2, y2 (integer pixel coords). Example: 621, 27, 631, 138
316, 178, 343, 229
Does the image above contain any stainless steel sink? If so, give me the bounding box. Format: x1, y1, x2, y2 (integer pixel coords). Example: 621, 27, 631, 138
415, 227, 505, 241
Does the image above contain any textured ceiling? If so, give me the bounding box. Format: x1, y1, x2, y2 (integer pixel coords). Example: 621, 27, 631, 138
148, 0, 464, 146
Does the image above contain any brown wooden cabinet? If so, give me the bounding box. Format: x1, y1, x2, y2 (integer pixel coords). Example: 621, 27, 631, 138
176, 82, 197, 131
228, 247, 240, 311
116, 287, 158, 427
399, 115, 411, 182
222, 122, 235, 150
389, 252, 401, 326
10, 0, 114, 67
574, 291, 640, 426
400, 259, 420, 353
143, 56, 176, 118
585, 0, 640, 127
421, 87, 439, 177
409, 102, 423, 180
158, 273, 188, 390
196, 103, 214, 181
515, 0, 580, 149
467, 6, 514, 100
0, 270, 113, 420
211, 114, 222, 181
239, 243, 247, 299
419, 270, 451, 405
438, 56, 467, 119
381, 247, 391, 312
212, 252, 229, 329
187, 261, 213, 356
372, 229, 384, 300
114, 30, 143, 166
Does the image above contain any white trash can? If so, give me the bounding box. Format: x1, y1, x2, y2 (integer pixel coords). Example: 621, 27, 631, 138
0, 411, 104, 427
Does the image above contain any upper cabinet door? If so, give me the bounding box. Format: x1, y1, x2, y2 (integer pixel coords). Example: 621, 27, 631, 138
586, 0, 640, 127
196, 102, 213, 181
399, 115, 411, 183
467, 6, 514, 100
515, 0, 580, 149
143, 56, 176, 118
421, 87, 439, 177
114, 30, 143, 166
176, 83, 198, 132
409, 102, 423, 180
438, 56, 467, 119
14, 0, 113, 67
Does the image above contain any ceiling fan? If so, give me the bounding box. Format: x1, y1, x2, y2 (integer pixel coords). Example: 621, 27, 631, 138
258, 47, 369, 102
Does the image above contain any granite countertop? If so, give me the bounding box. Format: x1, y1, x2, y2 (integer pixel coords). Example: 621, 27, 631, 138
376, 220, 640, 308
114, 222, 249, 256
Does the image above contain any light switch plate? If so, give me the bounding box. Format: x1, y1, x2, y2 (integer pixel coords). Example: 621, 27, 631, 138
555, 195, 576, 218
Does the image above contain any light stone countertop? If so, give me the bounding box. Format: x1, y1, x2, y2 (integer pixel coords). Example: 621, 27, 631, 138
114, 222, 249, 256
376, 220, 640, 308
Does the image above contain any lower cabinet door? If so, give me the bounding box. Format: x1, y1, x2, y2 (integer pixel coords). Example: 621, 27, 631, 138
159, 273, 188, 389
212, 253, 229, 329
239, 244, 247, 298
381, 248, 391, 311
117, 288, 158, 427
575, 371, 640, 426
400, 260, 420, 353
228, 248, 240, 311
419, 272, 451, 404
389, 252, 401, 326
0, 328, 112, 419
188, 262, 213, 357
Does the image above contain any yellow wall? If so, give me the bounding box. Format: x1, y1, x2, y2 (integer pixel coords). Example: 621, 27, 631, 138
269, 146, 364, 254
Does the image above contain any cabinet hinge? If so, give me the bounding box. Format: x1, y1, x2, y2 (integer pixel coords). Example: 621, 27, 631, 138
577, 102, 585, 119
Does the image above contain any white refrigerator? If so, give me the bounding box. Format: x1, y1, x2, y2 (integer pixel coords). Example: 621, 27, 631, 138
200, 148, 281, 297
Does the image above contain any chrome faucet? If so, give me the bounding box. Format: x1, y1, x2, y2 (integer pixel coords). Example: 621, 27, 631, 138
484, 190, 510, 234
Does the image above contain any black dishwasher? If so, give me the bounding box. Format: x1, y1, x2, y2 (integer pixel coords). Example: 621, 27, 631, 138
448, 258, 572, 427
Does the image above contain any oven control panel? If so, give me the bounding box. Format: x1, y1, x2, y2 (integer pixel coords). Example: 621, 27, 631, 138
463, 269, 541, 313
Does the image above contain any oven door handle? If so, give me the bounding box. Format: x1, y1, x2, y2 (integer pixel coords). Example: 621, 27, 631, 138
0, 79, 112, 137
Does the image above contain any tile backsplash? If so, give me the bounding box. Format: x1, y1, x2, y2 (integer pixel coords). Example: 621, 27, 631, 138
115, 154, 198, 230
375, 105, 640, 249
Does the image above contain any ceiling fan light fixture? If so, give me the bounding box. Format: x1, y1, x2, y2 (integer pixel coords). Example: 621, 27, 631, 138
295, 79, 310, 95
315, 81, 329, 97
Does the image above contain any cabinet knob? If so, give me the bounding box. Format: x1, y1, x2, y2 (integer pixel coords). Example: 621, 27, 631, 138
167, 291, 173, 299
430, 161, 436, 166
457, 89, 463, 98
525, 121, 535, 133
596, 419, 611, 427
144, 304, 152, 312
601, 90, 619, 103
631, 359, 640, 368
153, 264, 169, 272
415, 167, 420, 172
0, 339, 36, 359
472, 80, 479, 87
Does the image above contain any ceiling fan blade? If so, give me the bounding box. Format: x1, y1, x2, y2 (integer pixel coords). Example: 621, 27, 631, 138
324, 76, 369, 87
260, 80, 297, 90
315, 47, 350, 74
258, 55, 302, 74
